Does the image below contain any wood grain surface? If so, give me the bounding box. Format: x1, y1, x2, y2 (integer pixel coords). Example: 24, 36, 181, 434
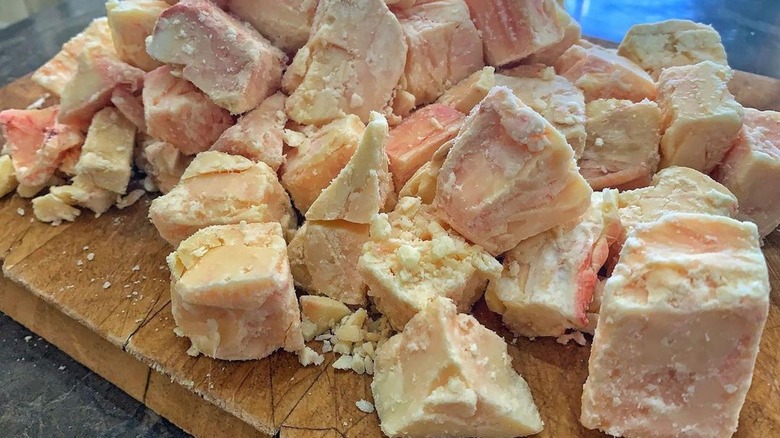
0, 74, 778, 438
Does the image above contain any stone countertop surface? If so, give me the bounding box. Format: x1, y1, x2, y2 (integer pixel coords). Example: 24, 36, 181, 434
0, 0, 778, 437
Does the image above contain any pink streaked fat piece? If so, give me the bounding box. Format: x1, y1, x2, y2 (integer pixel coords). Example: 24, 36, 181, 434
486, 190, 621, 338
147, 0, 285, 114
386, 103, 464, 190
715, 108, 780, 236
0, 106, 84, 187
57, 45, 145, 128
168, 222, 304, 360
210, 92, 286, 171
554, 44, 657, 103
396, 0, 484, 107
283, 0, 407, 125
433, 86, 592, 256
463, 0, 564, 66
143, 66, 234, 156
581, 213, 770, 438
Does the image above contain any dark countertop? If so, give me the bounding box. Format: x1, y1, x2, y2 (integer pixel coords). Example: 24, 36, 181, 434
0, 0, 778, 437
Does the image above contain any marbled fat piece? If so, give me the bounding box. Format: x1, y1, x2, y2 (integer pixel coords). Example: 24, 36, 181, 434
75, 107, 136, 194
554, 44, 657, 103
305, 112, 393, 224
463, 0, 564, 66
618, 19, 728, 79
283, 0, 407, 124
105, 0, 169, 71
359, 197, 501, 330
496, 66, 587, 157
149, 151, 296, 247
143, 66, 234, 156
372, 296, 544, 438
579, 98, 662, 191
281, 115, 364, 213
147, 0, 285, 114
387, 103, 464, 190
226, 0, 318, 53
581, 213, 770, 438
657, 61, 744, 173
168, 222, 304, 360
0, 106, 84, 186
58, 45, 145, 128
396, 0, 484, 107
210, 93, 286, 171
288, 221, 370, 306
715, 108, 780, 236
436, 66, 495, 114
617, 166, 738, 243
486, 190, 621, 337
433, 86, 592, 256
32, 18, 116, 96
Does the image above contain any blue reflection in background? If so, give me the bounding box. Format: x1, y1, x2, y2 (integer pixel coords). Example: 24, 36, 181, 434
565, 0, 780, 78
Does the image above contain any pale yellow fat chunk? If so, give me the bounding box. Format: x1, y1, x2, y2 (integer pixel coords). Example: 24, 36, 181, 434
75, 107, 136, 194
305, 112, 393, 224
288, 220, 370, 306
149, 151, 296, 247
372, 297, 544, 438
168, 222, 304, 360
359, 197, 501, 330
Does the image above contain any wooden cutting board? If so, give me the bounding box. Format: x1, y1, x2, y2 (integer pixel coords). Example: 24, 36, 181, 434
0, 72, 778, 438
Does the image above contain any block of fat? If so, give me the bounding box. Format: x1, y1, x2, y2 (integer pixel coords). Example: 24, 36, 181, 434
657, 61, 744, 173
715, 108, 780, 236
75, 107, 136, 194
149, 151, 296, 247
579, 98, 662, 191
282, 0, 407, 125
618, 166, 738, 241
288, 221, 370, 306
496, 66, 587, 157
395, 0, 484, 107
32, 193, 81, 225
554, 44, 657, 103
281, 115, 365, 213
110, 87, 146, 133
618, 19, 728, 79
523, 1, 581, 65
58, 45, 145, 128
0, 155, 19, 198
143, 66, 234, 156
581, 213, 770, 438
168, 222, 304, 360
359, 197, 502, 330
0, 106, 84, 186
31, 18, 116, 96
142, 140, 193, 194
210, 93, 286, 171
147, 0, 285, 114
16, 176, 65, 199
299, 295, 352, 336
436, 66, 495, 114
372, 296, 544, 438
226, 0, 318, 53
486, 190, 621, 338
463, 0, 564, 66
433, 86, 592, 256
398, 139, 452, 204
105, 0, 168, 71
50, 175, 116, 216
305, 112, 393, 223
387, 104, 464, 190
